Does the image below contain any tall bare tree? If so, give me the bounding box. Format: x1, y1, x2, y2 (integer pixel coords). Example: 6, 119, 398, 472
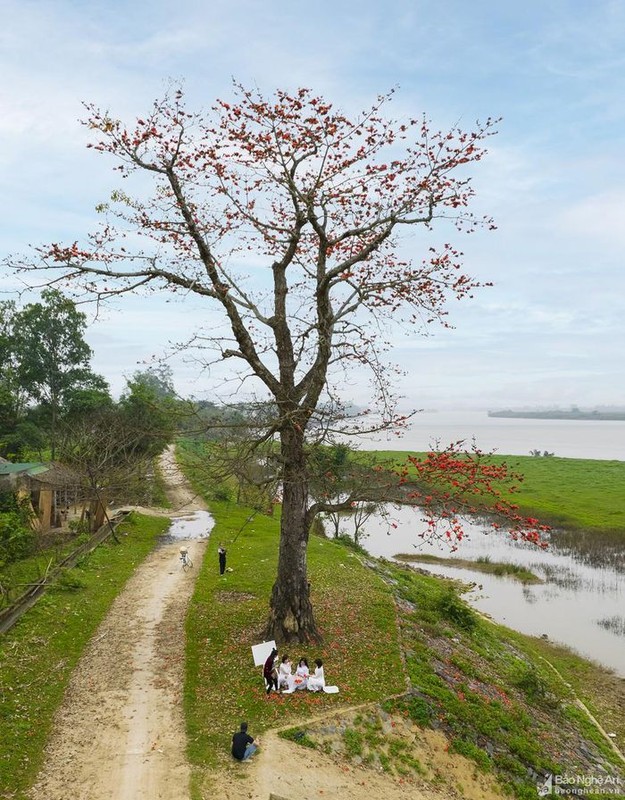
10, 85, 544, 642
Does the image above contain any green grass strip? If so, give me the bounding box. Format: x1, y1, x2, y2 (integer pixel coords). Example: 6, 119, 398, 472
0, 513, 170, 799
371, 450, 625, 532
394, 553, 542, 583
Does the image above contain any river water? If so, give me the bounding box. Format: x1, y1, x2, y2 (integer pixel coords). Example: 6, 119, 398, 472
360, 508, 625, 677
357, 409, 625, 461
348, 410, 625, 676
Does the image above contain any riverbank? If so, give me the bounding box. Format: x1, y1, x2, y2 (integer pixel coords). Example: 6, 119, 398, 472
177, 444, 625, 796
361, 500, 625, 677
183, 502, 624, 799
488, 410, 625, 421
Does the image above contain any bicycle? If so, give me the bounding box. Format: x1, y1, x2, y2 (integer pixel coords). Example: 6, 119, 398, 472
179, 546, 193, 571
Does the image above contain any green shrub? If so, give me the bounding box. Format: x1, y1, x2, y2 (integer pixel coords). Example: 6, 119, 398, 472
435, 588, 477, 631
68, 519, 90, 537
510, 663, 551, 704
278, 728, 317, 749
450, 737, 491, 771
406, 695, 432, 727
0, 511, 36, 564
378, 751, 392, 772
336, 534, 368, 555
53, 569, 87, 592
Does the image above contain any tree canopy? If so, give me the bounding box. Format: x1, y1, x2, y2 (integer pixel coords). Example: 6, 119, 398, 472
0, 290, 108, 459
8, 84, 546, 642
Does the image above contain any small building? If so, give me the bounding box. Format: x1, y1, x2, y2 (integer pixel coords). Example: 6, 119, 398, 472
0, 461, 105, 532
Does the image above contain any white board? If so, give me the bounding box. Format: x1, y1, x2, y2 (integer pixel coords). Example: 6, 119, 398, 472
251, 640, 277, 667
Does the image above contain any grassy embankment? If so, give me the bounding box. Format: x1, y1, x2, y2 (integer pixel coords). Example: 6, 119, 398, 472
178, 443, 624, 800
0, 513, 170, 800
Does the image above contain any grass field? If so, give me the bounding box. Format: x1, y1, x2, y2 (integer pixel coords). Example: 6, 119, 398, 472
182, 497, 625, 799
179, 435, 625, 532
184, 502, 404, 781
371, 450, 625, 532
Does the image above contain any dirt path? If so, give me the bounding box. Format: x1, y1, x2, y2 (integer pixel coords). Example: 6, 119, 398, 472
28, 446, 208, 800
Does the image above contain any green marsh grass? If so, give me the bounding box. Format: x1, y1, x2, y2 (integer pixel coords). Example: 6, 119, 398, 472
393, 553, 541, 583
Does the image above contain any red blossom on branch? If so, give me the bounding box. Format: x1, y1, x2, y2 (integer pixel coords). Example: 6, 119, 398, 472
401, 442, 549, 548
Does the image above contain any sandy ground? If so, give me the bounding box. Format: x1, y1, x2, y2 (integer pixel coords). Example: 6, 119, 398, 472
212, 722, 507, 800
29, 446, 508, 800
243, 729, 437, 800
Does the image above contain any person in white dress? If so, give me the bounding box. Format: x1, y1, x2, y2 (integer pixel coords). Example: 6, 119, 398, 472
307, 658, 325, 692
278, 654, 294, 691
293, 658, 309, 691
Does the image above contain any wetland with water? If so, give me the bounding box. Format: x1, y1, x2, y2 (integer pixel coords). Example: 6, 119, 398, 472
355, 410, 625, 676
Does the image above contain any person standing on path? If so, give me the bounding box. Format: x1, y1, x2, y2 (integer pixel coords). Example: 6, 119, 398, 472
218, 542, 227, 575
231, 721, 259, 761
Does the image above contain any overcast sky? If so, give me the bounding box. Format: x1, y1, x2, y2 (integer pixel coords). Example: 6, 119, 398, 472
1, 0, 624, 410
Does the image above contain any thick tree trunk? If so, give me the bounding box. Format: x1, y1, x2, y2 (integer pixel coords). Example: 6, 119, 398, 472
266, 427, 320, 644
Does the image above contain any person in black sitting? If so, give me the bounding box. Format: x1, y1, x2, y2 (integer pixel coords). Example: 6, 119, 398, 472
231, 721, 258, 761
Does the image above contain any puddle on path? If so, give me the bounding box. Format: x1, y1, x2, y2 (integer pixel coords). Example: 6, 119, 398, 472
163, 510, 214, 541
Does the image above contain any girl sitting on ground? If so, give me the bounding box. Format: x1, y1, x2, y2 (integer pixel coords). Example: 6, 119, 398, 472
293, 657, 309, 691
307, 658, 325, 692
278, 654, 293, 690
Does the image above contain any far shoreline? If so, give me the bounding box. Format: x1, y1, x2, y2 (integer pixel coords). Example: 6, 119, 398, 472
488, 409, 625, 421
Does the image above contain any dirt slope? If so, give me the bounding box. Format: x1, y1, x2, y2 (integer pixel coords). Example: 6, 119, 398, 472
216, 724, 506, 800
